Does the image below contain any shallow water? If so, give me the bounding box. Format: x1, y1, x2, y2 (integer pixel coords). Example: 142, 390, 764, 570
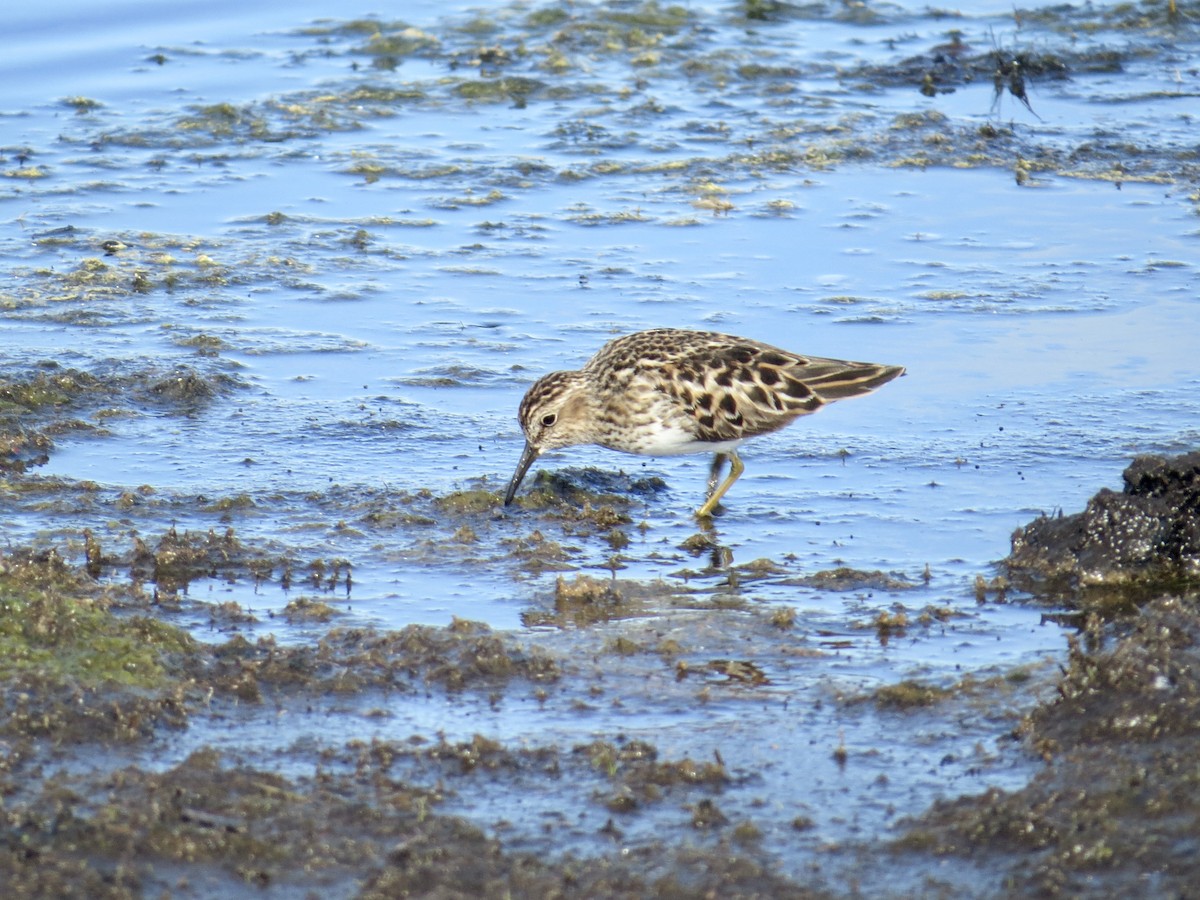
3, 0, 1200, 891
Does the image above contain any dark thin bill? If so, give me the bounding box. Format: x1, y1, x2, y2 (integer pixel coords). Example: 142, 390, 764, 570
503, 441, 539, 506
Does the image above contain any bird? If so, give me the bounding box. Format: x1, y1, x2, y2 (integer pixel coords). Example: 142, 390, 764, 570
503, 328, 904, 517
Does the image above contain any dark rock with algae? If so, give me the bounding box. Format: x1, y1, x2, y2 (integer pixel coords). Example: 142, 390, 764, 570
1007, 452, 1200, 594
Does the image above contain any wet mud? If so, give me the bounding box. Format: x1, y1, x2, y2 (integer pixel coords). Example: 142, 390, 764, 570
1, 363, 238, 475
4, 0, 1200, 896
891, 453, 1200, 896
0, 543, 829, 897
1, 746, 827, 898
8, 452, 1200, 896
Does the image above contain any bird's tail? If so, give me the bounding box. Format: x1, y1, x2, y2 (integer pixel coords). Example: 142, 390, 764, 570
801, 361, 906, 402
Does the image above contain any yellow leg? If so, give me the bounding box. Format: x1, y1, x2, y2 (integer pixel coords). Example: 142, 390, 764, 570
697, 450, 744, 517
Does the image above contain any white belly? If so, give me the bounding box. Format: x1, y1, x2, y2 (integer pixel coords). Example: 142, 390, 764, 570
608, 421, 743, 457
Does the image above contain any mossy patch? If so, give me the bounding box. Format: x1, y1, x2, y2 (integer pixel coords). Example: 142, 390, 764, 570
521, 574, 696, 628
782, 566, 915, 592
0, 583, 194, 688
869, 679, 955, 709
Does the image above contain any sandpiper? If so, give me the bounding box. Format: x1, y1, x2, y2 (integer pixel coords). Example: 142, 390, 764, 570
503, 328, 904, 517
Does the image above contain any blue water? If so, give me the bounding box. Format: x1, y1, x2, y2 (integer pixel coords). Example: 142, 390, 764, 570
3, 1, 1200, 890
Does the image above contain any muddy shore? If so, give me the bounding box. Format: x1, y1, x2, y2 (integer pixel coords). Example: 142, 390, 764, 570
1, 452, 1198, 896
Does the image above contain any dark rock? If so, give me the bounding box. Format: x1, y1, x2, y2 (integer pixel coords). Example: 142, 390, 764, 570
1006, 452, 1200, 594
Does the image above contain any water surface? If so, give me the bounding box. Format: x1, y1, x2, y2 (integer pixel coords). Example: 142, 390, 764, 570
2, 0, 1198, 893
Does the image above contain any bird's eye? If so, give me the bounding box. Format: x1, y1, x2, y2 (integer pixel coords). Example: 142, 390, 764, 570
541, 413, 557, 427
